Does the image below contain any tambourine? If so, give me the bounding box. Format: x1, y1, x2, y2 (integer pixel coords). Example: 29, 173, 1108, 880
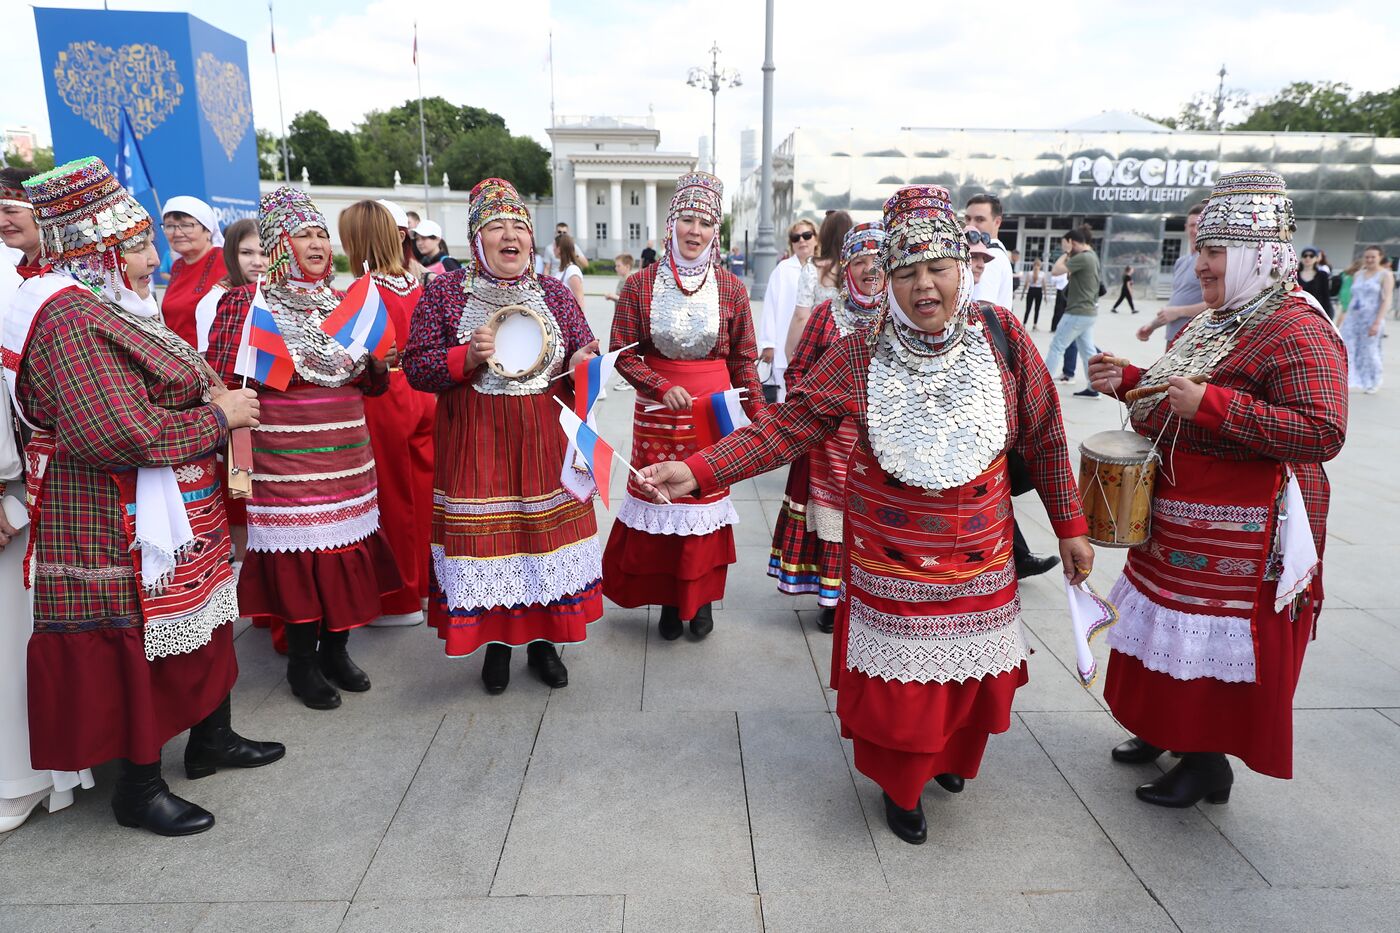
484, 304, 556, 380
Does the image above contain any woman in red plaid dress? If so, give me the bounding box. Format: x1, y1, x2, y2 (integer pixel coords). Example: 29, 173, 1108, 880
1087, 171, 1348, 806
207, 186, 401, 712
5, 158, 282, 836
768, 222, 886, 633
602, 172, 766, 641
639, 185, 1094, 845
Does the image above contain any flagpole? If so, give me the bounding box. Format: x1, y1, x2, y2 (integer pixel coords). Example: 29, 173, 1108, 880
269, 2, 291, 183
548, 28, 558, 235
415, 21, 431, 221
551, 396, 670, 504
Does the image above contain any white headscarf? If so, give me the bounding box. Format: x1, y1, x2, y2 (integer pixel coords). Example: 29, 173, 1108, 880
162, 195, 224, 247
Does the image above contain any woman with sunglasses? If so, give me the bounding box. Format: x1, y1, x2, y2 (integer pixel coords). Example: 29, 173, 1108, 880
1296, 248, 1333, 319
758, 219, 818, 402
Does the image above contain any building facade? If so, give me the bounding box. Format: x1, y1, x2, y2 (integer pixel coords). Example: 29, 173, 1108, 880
733, 122, 1400, 292
547, 115, 696, 262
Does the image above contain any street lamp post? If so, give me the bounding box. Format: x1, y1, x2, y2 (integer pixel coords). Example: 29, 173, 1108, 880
687, 42, 741, 176
750, 0, 778, 299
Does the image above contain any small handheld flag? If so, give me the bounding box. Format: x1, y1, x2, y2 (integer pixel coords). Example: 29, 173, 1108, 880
558, 404, 615, 509
321, 272, 395, 360
691, 389, 752, 447
572, 346, 624, 420
234, 281, 296, 391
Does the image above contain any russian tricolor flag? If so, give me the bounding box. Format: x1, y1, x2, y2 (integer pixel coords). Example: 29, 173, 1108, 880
573, 347, 623, 420
320, 273, 395, 360
234, 282, 295, 391
558, 404, 615, 509
691, 389, 752, 447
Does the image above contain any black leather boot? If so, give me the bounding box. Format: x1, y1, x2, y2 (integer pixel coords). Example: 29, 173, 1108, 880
526, 642, 569, 688
184, 694, 286, 780
933, 773, 965, 794
285, 622, 341, 710
1112, 736, 1166, 764
112, 759, 215, 836
319, 626, 371, 692
817, 606, 836, 634
1135, 752, 1233, 808
882, 792, 927, 845
482, 644, 512, 694
658, 605, 683, 641
689, 603, 714, 639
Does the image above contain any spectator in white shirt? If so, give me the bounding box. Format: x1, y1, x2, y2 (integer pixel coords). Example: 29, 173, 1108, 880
965, 194, 1013, 309
758, 218, 818, 402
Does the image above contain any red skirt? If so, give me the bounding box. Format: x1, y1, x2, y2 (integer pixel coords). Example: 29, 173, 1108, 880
240, 530, 402, 631
27, 623, 237, 771
365, 370, 437, 612
1104, 595, 1315, 779
603, 356, 737, 619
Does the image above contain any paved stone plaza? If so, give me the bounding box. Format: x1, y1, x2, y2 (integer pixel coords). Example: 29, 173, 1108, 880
0, 288, 1395, 933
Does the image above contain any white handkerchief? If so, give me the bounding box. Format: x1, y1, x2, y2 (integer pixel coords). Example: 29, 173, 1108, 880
1274, 472, 1319, 613
1065, 579, 1119, 688
133, 466, 195, 593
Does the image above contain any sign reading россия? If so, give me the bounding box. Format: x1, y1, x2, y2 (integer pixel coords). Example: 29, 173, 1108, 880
1068, 156, 1218, 203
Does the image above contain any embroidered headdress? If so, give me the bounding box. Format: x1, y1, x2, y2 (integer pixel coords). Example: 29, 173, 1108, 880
0, 173, 31, 209
259, 185, 329, 285
881, 184, 968, 272
842, 221, 886, 265
1195, 170, 1295, 248
665, 172, 724, 271
23, 156, 152, 293
835, 221, 887, 328
469, 177, 532, 238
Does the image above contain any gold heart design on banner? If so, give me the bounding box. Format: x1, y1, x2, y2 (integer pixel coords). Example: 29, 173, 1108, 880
195, 52, 253, 161
52, 41, 184, 142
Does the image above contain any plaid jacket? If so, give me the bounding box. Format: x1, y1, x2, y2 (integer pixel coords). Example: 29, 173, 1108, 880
16, 288, 227, 631
402, 270, 594, 392
205, 284, 389, 395
1120, 294, 1347, 553
610, 264, 766, 417
691, 304, 1088, 538
783, 299, 841, 394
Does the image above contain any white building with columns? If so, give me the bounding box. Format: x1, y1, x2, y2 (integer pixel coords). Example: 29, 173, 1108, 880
548, 115, 697, 261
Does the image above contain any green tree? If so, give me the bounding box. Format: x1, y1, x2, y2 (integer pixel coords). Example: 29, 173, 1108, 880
1352, 87, 1400, 137
1235, 81, 1363, 133
437, 126, 550, 198
355, 97, 508, 187
287, 110, 362, 186
256, 128, 284, 181
4, 145, 55, 173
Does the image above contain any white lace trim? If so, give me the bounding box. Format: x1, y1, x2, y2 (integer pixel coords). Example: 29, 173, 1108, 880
845, 592, 1026, 685
1105, 575, 1257, 683
432, 536, 601, 611
253, 417, 367, 434
246, 503, 380, 553
142, 580, 238, 661
850, 562, 1016, 604
807, 501, 844, 543
251, 460, 376, 483
615, 491, 739, 536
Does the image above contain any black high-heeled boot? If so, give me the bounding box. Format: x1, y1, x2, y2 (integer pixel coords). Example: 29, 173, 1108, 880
319, 626, 371, 692
816, 606, 836, 634
689, 603, 714, 639
112, 759, 214, 836
184, 694, 286, 780
882, 792, 927, 845
658, 605, 683, 641
285, 621, 341, 710
526, 642, 569, 688
482, 644, 512, 694
1112, 736, 1166, 764
933, 773, 964, 794
1135, 752, 1233, 808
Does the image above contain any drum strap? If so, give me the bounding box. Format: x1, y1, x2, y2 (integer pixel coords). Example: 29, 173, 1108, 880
977, 303, 1035, 497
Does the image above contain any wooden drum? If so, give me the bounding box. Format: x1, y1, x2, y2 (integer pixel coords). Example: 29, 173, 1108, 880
485, 304, 556, 380
1077, 430, 1157, 548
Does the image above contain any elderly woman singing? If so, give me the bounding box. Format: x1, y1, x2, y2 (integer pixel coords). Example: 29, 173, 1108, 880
640, 185, 1093, 845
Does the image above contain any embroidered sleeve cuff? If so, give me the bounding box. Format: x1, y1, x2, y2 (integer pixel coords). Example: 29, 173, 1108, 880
686, 453, 720, 497
208, 403, 229, 435
1193, 383, 1233, 432
1119, 365, 1144, 395
1052, 514, 1089, 539
446, 345, 473, 383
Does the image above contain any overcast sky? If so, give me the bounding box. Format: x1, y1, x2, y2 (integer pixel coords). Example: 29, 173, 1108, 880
6, 0, 1399, 190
